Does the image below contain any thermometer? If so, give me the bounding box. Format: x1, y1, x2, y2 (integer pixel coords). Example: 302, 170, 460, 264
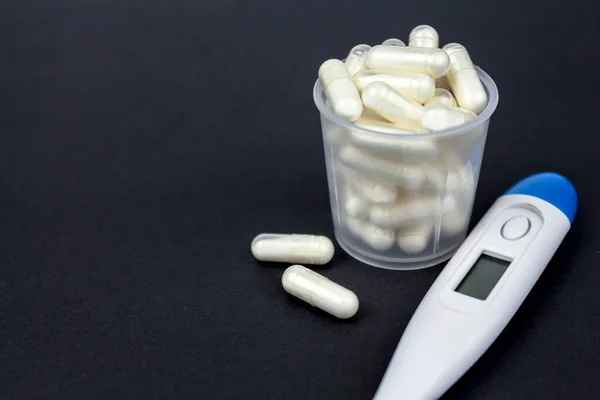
374, 172, 578, 400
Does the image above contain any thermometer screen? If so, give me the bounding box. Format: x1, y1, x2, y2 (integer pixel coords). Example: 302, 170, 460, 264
455, 254, 511, 300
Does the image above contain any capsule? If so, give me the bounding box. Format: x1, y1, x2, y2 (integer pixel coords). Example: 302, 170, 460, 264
354, 118, 418, 134
441, 209, 470, 235
339, 145, 428, 188
344, 44, 371, 77
343, 184, 370, 218
318, 59, 363, 122
348, 129, 438, 160
362, 223, 396, 250
361, 82, 425, 131
424, 88, 457, 108
443, 43, 488, 114
282, 265, 359, 319
408, 25, 439, 48
369, 194, 458, 228
367, 45, 450, 78
350, 175, 398, 204
353, 70, 435, 104
251, 234, 335, 265
381, 38, 406, 47
397, 220, 434, 253
421, 104, 476, 131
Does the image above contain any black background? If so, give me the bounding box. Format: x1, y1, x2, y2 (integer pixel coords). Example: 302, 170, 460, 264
3, 0, 600, 399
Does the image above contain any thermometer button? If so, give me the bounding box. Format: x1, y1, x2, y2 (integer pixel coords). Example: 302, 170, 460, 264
501, 216, 531, 240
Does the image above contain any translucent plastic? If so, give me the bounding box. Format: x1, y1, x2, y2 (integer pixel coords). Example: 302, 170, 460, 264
314, 67, 498, 270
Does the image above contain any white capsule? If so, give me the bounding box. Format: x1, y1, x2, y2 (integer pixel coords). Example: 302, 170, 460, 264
343, 184, 370, 218
344, 44, 371, 77
443, 43, 488, 114
382, 38, 406, 46
348, 129, 438, 160
353, 70, 435, 104
424, 156, 476, 195
362, 82, 425, 131
342, 214, 367, 238
318, 59, 363, 122
424, 88, 457, 108
351, 176, 398, 205
397, 220, 434, 253
339, 145, 428, 188
282, 265, 359, 319
367, 45, 450, 78
441, 209, 470, 235
421, 104, 476, 131
361, 223, 396, 250
251, 234, 335, 265
408, 25, 439, 48
370, 194, 458, 228
354, 118, 418, 134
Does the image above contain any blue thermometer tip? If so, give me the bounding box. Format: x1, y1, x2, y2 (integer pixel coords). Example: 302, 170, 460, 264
504, 172, 578, 224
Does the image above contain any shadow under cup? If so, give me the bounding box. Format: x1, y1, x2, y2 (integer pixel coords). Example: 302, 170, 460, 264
314, 67, 499, 270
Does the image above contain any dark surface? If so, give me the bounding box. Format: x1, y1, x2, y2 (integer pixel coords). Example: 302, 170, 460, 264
2, 0, 600, 399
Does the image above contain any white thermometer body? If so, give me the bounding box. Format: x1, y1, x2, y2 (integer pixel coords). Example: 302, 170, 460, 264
374, 173, 578, 400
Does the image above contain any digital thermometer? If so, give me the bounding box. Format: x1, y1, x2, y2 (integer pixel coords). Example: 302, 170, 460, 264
374, 172, 578, 400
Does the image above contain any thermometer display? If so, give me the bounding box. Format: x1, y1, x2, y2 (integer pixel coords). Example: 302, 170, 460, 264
455, 253, 511, 300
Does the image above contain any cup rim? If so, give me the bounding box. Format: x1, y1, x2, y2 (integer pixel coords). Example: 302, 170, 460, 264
313, 66, 499, 140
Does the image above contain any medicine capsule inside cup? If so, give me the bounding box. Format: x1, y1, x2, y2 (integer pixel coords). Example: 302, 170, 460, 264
424, 88, 457, 108
367, 45, 450, 78
282, 265, 359, 319
442, 209, 470, 235
381, 38, 406, 46
318, 59, 363, 122
443, 43, 488, 114
354, 118, 419, 134
361, 81, 425, 131
397, 220, 434, 253
369, 194, 458, 228
251, 234, 335, 265
338, 145, 428, 188
408, 25, 439, 48
348, 129, 438, 161
350, 175, 398, 205
353, 70, 435, 104
345, 44, 372, 77
343, 184, 370, 218
361, 223, 396, 250
421, 104, 476, 131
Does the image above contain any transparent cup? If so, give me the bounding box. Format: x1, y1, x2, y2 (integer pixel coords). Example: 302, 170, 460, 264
314, 67, 498, 270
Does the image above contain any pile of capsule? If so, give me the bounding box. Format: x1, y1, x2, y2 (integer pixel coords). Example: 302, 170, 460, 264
318, 25, 488, 255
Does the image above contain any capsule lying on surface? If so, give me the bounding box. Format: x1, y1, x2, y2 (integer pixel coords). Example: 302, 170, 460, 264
367, 45, 450, 78
251, 234, 335, 265
282, 265, 359, 319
